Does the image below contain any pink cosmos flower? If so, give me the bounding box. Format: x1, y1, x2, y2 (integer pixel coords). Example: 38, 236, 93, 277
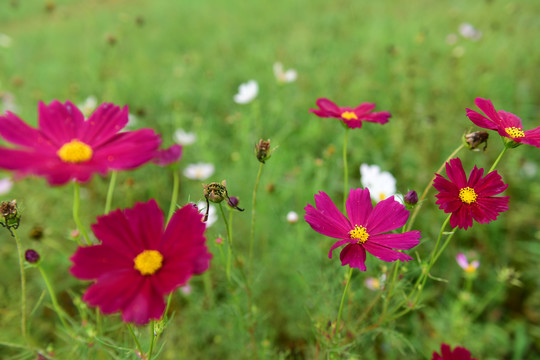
432, 343, 477, 360
70, 199, 211, 325
309, 98, 391, 129
466, 97, 540, 148
456, 253, 479, 273
433, 158, 509, 230
0, 100, 161, 185
152, 144, 182, 167
304, 188, 421, 271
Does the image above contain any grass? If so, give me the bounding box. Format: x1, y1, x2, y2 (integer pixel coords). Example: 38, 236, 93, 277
1, 0, 540, 358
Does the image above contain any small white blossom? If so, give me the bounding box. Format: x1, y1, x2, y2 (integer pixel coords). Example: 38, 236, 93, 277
233, 80, 258, 104
1, 92, 18, 113
0, 177, 13, 195
127, 113, 138, 128
273, 62, 297, 83
286, 211, 299, 224
173, 129, 196, 146
458, 23, 482, 41
78, 96, 97, 118
360, 164, 397, 202
183, 163, 215, 180
197, 201, 217, 228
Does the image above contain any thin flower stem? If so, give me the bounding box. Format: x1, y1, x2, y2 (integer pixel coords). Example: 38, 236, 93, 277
342, 128, 350, 211
37, 264, 70, 330
12, 229, 28, 343
335, 267, 354, 338
167, 170, 180, 223
488, 146, 509, 173
126, 323, 144, 358
104, 171, 117, 214
147, 321, 156, 360
73, 182, 91, 245
406, 144, 464, 232
249, 162, 264, 279
220, 203, 233, 283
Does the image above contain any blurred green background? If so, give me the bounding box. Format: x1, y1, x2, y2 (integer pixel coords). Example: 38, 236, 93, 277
1, 0, 540, 359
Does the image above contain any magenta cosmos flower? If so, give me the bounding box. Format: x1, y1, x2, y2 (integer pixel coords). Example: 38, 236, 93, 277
433, 158, 509, 230
309, 98, 391, 129
304, 188, 421, 271
0, 100, 161, 185
466, 97, 540, 148
70, 199, 211, 325
432, 344, 477, 360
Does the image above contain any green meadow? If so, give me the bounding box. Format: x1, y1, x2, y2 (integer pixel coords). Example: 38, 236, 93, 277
1, 0, 540, 358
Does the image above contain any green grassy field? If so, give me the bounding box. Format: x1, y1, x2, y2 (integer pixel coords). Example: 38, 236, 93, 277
1, 0, 540, 359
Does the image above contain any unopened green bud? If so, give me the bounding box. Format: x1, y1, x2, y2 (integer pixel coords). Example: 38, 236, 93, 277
255, 139, 272, 163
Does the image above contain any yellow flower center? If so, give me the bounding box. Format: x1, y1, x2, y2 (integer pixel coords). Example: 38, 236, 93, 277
57, 140, 93, 163
349, 225, 369, 244
459, 187, 478, 204
341, 111, 358, 121
465, 264, 477, 273
133, 250, 163, 275
505, 127, 525, 138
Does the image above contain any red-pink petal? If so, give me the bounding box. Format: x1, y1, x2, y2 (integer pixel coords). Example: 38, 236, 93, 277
70, 245, 132, 280
121, 279, 166, 325
366, 196, 409, 235
346, 188, 373, 227
304, 191, 351, 240
466, 108, 498, 130
369, 231, 421, 250
363, 242, 413, 262
474, 98, 501, 125
38, 100, 85, 145
80, 103, 129, 147
339, 244, 367, 271
445, 158, 468, 188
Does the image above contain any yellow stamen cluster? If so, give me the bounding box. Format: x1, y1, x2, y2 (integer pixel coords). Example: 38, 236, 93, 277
459, 187, 478, 204
134, 250, 164, 275
349, 225, 369, 244
341, 111, 358, 121
465, 264, 477, 273
57, 140, 93, 163
505, 127, 525, 138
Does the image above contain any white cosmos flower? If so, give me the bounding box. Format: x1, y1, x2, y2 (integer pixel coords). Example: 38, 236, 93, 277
0, 33, 12, 48
360, 164, 397, 203
233, 80, 258, 104
197, 201, 217, 228
173, 129, 196, 146
458, 23, 482, 41
183, 163, 215, 180
79, 96, 97, 118
0, 177, 13, 195
273, 62, 297, 83
1, 92, 18, 113
286, 211, 299, 224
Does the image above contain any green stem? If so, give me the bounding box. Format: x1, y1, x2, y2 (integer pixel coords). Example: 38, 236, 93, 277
406, 144, 464, 232
488, 146, 509, 173
342, 128, 350, 211
226, 210, 234, 283
147, 321, 156, 360
12, 229, 28, 342
73, 182, 91, 245
126, 323, 144, 358
104, 171, 117, 214
249, 162, 264, 278
167, 171, 180, 223
38, 264, 70, 330
335, 267, 354, 338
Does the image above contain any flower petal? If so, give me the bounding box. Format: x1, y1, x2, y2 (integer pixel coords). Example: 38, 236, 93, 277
80, 103, 129, 147
498, 110, 523, 129
122, 199, 164, 250
474, 98, 502, 126
346, 188, 373, 227
70, 245, 132, 280
310, 98, 341, 117
328, 239, 353, 258
365, 196, 409, 235
368, 231, 421, 250
38, 100, 85, 145
363, 242, 413, 262
339, 244, 367, 271
121, 279, 166, 325
445, 158, 467, 188
0, 112, 55, 150
304, 191, 351, 240
466, 108, 498, 130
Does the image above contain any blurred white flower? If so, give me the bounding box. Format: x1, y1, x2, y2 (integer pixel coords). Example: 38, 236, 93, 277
286, 211, 299, 224
456, 253, 479, 273
183, 163, 215, 180
233, 80, 258, 104
197, 201, 217, 228
180, 284, 192, 295
173, 129, 196, 146
127, 113, 138, 128
360, 164, 397, 202
273, 62, 297, 83
0, 33, 12, 48
1, 92, 18, 113
458, 23, 482, 41
79, 96, 97, 118
365, 274, 386, 291
0, 177, 13, 195
521, 161, 537, 178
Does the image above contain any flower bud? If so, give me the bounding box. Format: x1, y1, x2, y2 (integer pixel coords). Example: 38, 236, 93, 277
0, 199, 20, 232
203, 181, 228, 204
25, 249, 40, 264
227, 196, 239, 209
255, 139, 272, 163
404, 190, 418, 206
463, 131, 488, 151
